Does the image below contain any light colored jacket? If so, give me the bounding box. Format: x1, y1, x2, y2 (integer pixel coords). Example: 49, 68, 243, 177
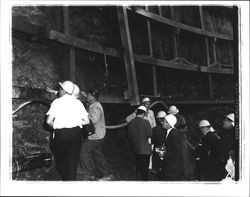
88, 101, 106, 140
126, 109, 156, 128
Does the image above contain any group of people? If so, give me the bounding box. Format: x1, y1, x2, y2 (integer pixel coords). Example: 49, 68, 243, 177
126, 97, 236, 181
46, 80, 111, 181
45, 80, 236, 182
194, 113, 236, 181
126, 97, 189, 181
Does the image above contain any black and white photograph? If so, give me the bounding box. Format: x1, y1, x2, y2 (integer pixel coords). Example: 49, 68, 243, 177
0, 0, 249, 196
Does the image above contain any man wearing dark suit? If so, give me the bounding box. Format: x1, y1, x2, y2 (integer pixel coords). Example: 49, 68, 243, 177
218, 113, 235, 180
162, 114, 184, 181
151, 111, 167, 180
197, 120, 220, 181
127, 105, 152, 181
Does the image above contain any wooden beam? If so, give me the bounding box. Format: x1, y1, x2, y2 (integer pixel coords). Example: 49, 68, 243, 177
200, 66, 233, 74
63, 7, 70, 34
158, 6, 162, 16
199, 6, 213, 99
145, 6, 158, 96
48, 30, 122, 58
127, 7, 233, 41
69, 48, 76, 82
212, 38, 217, 64
169, 7, 178, 58
63, 6, 76, 82
140, 94, 234, 105
117, 6, 140, 105
134, 54, 199, 71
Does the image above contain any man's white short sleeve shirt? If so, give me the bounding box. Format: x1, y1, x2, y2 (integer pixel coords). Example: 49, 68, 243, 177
46, 94, 89, 129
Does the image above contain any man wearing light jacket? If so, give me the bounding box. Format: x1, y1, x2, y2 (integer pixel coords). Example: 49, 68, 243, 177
76, 89, 111, 181
126, 97, 156, 128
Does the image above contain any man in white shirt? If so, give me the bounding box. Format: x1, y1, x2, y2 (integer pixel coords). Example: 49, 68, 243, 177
46, 80, 89, 181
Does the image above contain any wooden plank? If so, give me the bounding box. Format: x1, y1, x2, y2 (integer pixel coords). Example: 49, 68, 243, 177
145, 6, 158, 96
127, 7, 233, 41
140, 94, 234, 105
54, 7, 63, 31
199, 6, 213, 99
158, 6, 162, 16
117, 6, 140, 105
200, 66, 233, 74
63, 7, 70, 34
63, 6, 76, 82
170, 6, 178, 58
69, 48, 76, 82
48, 30, 122, 58
212, 38, 217, 64
134, 54, 199, 71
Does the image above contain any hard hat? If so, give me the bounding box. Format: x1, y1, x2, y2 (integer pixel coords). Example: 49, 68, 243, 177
199, 120, 215, 132
165, 114, 177, 128
226, 113, 234, 122
168, 105, 179, 115
141, 97, 150, 103
199, 120, 211, 128
157, 111, 166, 118
72, 84, 80, 98
59, 80, 75, 95
137, 105, 147, 112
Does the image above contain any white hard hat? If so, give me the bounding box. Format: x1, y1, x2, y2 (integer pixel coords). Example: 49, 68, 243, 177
226, 113, 234, 126
199, 120, 215, 132
141, 97, 150, 103
199, 120, 211, 128
72, 84, 80, 98
157, 111, 167, 118
165, 114, 177, 128
59, 80, 75, 95
168, 105, 179, 115
137, 105, 147, 112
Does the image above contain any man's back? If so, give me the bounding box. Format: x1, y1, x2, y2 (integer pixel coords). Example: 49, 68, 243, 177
127, 117, 152, 155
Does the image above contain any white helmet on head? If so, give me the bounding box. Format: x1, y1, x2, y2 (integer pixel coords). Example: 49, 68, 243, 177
199, 120, 210, 128
141, 97, 150, 104
168, 105, 179, 115
157, 111, 166, 118
165, 114, 177, 128
137, 105, 147, 113
72, 84, 80, 98
59, 80, 75, 95
226, 113, 234, 126
199, 120, 215, 132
